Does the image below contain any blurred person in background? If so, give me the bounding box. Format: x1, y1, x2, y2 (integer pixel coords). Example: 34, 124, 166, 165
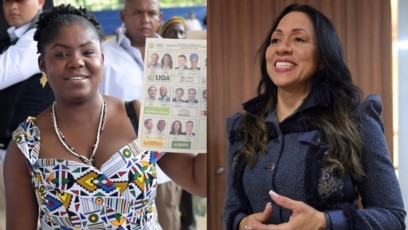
161, 16, 187, 39
185, 11, 202, 31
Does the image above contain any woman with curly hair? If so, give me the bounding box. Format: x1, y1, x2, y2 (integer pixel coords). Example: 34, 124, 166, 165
4, 4, 206, 229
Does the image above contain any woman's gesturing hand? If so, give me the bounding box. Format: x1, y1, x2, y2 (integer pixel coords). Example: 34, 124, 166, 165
239, 201, 273, 230
242, 191, 327, 230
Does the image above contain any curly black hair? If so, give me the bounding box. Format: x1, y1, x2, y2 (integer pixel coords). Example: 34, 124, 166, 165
33, 4, 105, 54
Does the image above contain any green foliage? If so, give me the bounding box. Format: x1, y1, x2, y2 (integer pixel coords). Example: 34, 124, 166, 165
193, 196, 207, 217
160, 0, 207, 8
55, 0, 206, 11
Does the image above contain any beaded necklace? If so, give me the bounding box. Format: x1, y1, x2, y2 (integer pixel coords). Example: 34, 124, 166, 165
51, 95, 107, 166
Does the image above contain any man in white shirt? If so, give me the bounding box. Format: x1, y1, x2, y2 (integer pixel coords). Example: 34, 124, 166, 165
0, 0, 43, 90
186, 12, 202, 31
100, 0, 162, 100
0, 0, 53, 156
0, 0, 52, 228
100, 1, 183, 229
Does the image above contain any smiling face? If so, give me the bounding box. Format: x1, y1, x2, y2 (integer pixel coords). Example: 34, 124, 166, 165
3, 0, 44, 28
38, 22, 104, 101
159, 86, 167, 97
265, 12, 321, 93
121, 0, 162, 45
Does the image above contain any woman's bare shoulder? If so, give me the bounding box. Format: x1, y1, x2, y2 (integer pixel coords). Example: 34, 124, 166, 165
31, 106, 52, 130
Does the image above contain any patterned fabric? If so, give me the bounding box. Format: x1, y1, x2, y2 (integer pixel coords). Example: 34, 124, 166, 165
13, 117, 165, 229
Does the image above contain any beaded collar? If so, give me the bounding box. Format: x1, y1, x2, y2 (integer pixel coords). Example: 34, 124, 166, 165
50, 95, 107, 166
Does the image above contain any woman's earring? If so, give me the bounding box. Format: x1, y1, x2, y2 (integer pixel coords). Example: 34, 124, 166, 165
40, 72, 48, 88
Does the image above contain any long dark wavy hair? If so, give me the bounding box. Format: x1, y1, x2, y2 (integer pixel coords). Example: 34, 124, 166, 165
237, 4, 365, 180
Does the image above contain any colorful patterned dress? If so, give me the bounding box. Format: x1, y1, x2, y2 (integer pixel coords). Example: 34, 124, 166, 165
12, 117, 164, 229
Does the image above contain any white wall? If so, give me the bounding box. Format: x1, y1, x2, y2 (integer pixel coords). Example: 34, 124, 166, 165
397, 0, 408, 223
